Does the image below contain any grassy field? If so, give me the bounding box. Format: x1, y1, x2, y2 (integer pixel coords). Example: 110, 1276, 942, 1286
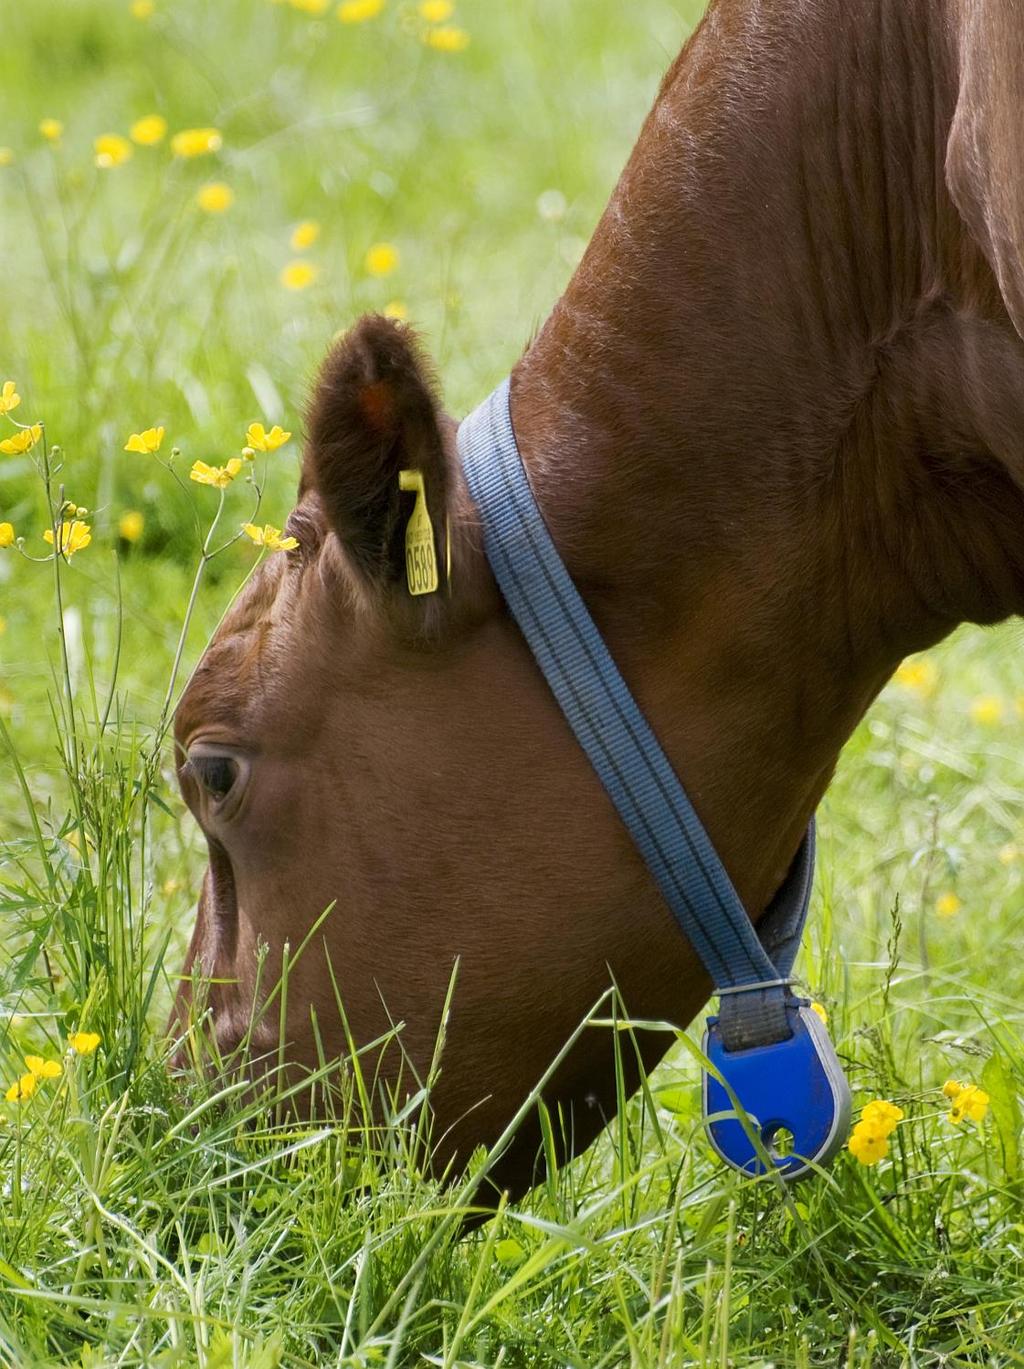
2, 1, 1024, 1364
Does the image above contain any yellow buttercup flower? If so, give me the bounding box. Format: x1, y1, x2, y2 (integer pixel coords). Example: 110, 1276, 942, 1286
94, 133, 133, 169
0, 523, 15, 548
0, 424, 42, 456
280, 260, 318, 290
242, 523, 300, 552
809, 1000, 828, 1025
39, 118, 63, 144
124, 426, 165, 453
130, 114, 167, 146
130, 0, 155, 16
69, 1031, 101, 1055
943, 1080, 989, 1125
196, 181, 234, 214
190, 458, 243, 488
0, 148, 14, 168
423, 23, 470, 50
419, 0, 453, 19
5, 1073, 37, 1103
290, 219, 321, 251
119, 510, 145, 542
953, 1087, 990, 1125
970, 695, 1003, 726
171, 127, 223, 158
860, 1099, 904, 1132
364, 241, 399, 277
338, 0, 385, 21
998, 842, 1019, 866
44, 520, 92, 559
848, 1124, 889, 1165
24, 1055, 62, 1080
245, 423, 291, 452
0, 381, 21, 415
383, 299, 407, 321
847, 1097, 902, 1165
935, 891, 961, 919
893, 656, 937, 698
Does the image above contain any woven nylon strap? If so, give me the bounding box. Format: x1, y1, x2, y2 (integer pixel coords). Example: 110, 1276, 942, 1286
458, 378, 815, 1052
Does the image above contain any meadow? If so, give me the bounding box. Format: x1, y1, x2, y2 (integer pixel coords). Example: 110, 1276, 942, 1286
2, 1, 1024, 1364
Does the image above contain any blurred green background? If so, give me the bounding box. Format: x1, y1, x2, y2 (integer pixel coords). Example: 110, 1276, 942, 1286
1, 0, 702, 532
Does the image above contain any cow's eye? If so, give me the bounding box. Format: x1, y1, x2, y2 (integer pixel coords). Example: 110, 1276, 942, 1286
187, 750, 243, 807
193, 754, 238, 800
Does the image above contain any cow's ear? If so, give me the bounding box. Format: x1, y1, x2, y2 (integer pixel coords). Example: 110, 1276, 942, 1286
947, 0, 1024, 341
304, 315, 454, 600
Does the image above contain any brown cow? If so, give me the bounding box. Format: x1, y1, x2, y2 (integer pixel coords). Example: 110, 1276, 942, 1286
172, 0, 1024, 1197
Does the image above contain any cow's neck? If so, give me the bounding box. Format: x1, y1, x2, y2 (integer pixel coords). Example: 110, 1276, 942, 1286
507, 0, 1016, 916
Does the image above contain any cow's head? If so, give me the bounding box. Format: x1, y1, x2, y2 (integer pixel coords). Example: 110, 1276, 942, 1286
171, 317, 703, 1188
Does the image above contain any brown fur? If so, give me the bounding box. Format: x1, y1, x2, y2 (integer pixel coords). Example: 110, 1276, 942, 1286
172, 0, 1024, 1199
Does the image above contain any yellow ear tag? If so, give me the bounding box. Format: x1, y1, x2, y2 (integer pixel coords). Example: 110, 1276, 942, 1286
398, 469, 439, 596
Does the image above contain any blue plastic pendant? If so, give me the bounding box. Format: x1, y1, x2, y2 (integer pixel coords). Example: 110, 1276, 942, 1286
702, 1001, 852, 1179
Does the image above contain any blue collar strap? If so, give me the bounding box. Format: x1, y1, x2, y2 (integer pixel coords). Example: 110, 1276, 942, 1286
458, 378, 851, 1178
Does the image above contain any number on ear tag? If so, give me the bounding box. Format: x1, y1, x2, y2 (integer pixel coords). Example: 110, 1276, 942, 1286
702, 1001, 852, 1179
399, 469, 439, 596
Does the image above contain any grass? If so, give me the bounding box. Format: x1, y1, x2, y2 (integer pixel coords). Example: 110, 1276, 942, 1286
2, 0, 1024, 1364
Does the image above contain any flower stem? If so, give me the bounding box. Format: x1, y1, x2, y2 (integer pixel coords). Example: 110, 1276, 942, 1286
158, 487, 226, 739
41, 439, 80, 781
